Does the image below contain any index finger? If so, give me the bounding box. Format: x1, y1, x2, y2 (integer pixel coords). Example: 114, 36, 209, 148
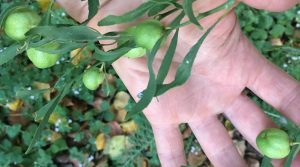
247, 47, 300, 124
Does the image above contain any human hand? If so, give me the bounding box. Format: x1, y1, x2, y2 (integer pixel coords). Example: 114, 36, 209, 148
56, 0, 300, 166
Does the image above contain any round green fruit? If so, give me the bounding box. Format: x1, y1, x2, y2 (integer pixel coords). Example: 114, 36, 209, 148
256, 128, 290, 159
27, 42, 62, 69
134, 19, 164, 50
82, 68, 105, 90
4, 7, 41, 41
124, 47, 146, 58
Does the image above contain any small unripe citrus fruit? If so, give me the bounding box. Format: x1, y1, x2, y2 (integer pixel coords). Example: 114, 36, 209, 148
82, 68, 105, 90
4, 8, 41, 41
27, 42, 61, 69
124, 47, 146, 58
256, 128, 290, 159
134, 19, 164, 50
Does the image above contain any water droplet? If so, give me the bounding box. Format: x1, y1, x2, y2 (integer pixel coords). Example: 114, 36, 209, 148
88, 155, 94, 161
137, 92, 143, 99
73, 90, 80, 95
186, 60, 190, 64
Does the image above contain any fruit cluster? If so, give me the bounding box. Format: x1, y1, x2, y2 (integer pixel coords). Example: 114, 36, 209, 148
3, 7, 164, 91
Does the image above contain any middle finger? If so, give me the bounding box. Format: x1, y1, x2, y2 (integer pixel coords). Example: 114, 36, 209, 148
189, 116, 247, 167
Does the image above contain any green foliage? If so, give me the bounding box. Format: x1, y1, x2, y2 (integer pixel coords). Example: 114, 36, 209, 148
0, 0, 299, 167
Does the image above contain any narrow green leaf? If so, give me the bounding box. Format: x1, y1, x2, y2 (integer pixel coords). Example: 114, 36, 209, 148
183, 0, 203, 29
156, 29, 179, 85
283, 134, 300, 167
0, 43, 24, 66
26, 26, 102, 42
154, 12, 184, 84
151, 0, 182, 9
93, 45, 133, 62
88, 0, 100, 20
125, 37, 165, 120
261, 157, 273, 167
156, 16, 221, 96
98, 1, 155, 26
156, 8, 179, 21
261, 107, 299, 135
34, 42, 85, 54
16, 88, 50, 98
25, 80, 74, 154
40, 0, 54, 26
148, 4, 169, 17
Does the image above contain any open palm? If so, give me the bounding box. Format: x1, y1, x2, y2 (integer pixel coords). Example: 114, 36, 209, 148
58, 0, 300, 166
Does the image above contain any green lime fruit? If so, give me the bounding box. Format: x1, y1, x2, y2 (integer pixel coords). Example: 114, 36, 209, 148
4, 7, 41, 41
134, 19, 164, 50
27, 42, 61, 69
82, 68, 105, 90
124, 47, 146, 58
256, 128, 290, 159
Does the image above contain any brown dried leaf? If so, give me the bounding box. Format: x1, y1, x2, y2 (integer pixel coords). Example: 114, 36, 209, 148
187, 151, 206, 167
33, 81, 52, 101
271, 38, 283, 46
115, 109, 127, 122
182, 127, 192, 139
70, 47, 92, 65
108, 121, 123, 136
233, 140, 246, 157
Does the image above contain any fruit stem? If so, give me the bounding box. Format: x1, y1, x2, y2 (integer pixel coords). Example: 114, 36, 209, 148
169, 0, 237, 30
290, 142, 300, 146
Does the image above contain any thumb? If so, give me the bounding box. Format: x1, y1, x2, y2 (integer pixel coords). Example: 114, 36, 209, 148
56, 0, 88, 23
241, 0, 299, 12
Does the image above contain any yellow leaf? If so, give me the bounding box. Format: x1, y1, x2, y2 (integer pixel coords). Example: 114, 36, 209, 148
116, 109, 127, 122
113, 91, 130, 110
33, 81, 51, 101
48, 111, 66, 125
47, 131, 62, 142
6, 99, 23, 112
120, 120, 138, 134
36, 0, 60, 12
95, 133, 106, 150
70, 47, 92, 65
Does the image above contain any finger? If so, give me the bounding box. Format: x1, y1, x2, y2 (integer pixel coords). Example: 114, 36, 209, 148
224, 95, 300, 167
56, 0, 88, 22
224, 94, 275, 148
151, 124, 186, 167
189, 116, 247, 167
247, 52, 300, 124
56, 0, 111, 23
241, 0, 299, 12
